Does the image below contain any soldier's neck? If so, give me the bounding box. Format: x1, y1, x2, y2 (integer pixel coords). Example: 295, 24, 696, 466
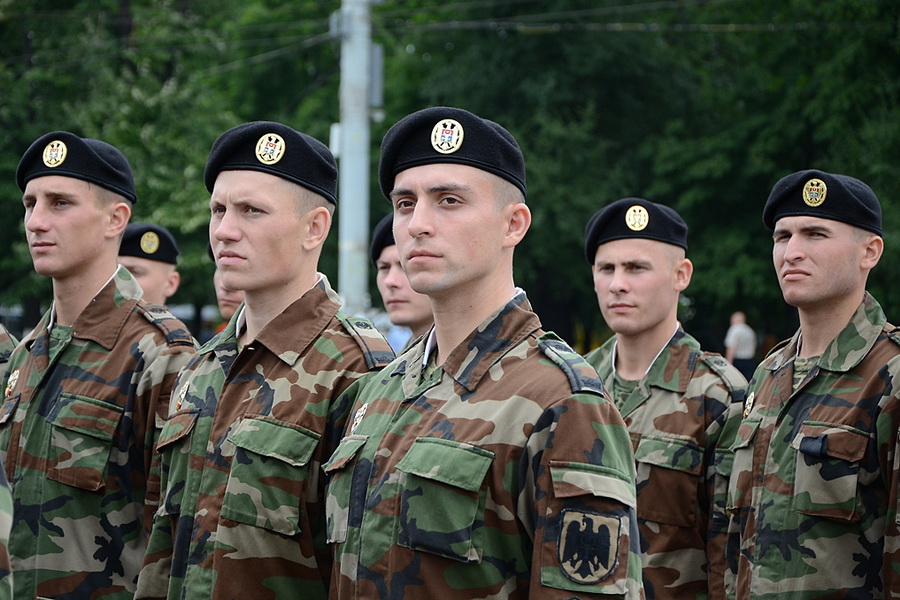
796, 290, 865, 358
613, 318, 679, 381
51, 263, 119, 327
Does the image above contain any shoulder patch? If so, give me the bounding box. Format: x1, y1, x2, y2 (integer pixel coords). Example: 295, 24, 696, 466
537, 333, 604, 395
335, 313, 396, 370
136, 304, 195, 347
700, 351, 749, 393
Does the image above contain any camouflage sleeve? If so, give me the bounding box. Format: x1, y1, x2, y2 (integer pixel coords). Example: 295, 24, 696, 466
884, 397, 900, 596
135, 362, 199, 600
707, 393, 745, 600
528, 391, 643, 599
0, 462, 11, 600
136, 338, 197, 536
700, 356, 747, 600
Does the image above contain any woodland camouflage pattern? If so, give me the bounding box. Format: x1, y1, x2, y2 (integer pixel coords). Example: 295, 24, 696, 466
136, 276, 394, 600
0, 324, 17, 383
0, 465, 11, 600
586, 329, 746, 600
726, 293, 900, 599
325, 293, 643, 599
0, 266, 196, 599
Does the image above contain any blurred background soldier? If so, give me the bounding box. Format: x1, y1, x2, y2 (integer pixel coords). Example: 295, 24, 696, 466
118, 222, 182, 306
370, 212, 433, 350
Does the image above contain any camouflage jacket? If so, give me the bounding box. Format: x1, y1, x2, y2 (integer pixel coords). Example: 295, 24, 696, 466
0, 324, 18, 384
726, 292, 900, 599
135, 276, 394, 600
585, 329, 746, 600
325, 293, 644, 599
0, 266, 196, 599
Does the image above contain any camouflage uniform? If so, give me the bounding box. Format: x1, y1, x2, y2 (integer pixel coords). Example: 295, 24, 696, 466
586, 329, 746, 600
136, 276, 394, 600
0, 265, 196, 599
726, 292, 900, 599
0, 324, 18, 383
326, 293, 643, 599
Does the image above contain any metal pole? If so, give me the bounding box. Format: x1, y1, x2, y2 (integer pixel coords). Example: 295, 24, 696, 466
337, 0, 371, 316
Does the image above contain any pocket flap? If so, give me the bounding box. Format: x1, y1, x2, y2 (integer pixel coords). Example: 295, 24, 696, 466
730, 417, 761, 451
0, 394, 19, 425
158, 409, 200, 449
323, 434, 369, 474
789, 423, 868, 462
550, 460, 636, 509
395, 437, 493, 493
634, 436, 703, 475
228, 416, 321, 467
49, 394, 123, 441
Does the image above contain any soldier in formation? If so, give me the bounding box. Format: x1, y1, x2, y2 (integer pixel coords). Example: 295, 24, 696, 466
584, 197, 746, 599
324, 106, 643, 599
1, 131, 196, 598
726, 169, 900, 598
135, 121, 394, 599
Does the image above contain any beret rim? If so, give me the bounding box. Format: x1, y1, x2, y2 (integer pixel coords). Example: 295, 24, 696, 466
390, 156, 527, 196
205, 164, 337, 204
21, 168, 137, 203
765, 210, 883, 236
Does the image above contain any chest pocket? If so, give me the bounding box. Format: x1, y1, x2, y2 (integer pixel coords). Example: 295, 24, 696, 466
322, 434, 369, 544
633, 435, 703, 527
156, 408, 199, 516
727, 417, 761, 513
790, 422, 868, 522
46, 393, 124, 491
395, 437, 494, 563
221, 415, 320, 537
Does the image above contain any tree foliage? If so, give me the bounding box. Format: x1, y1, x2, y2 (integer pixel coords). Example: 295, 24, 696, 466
0, 0, 897, 351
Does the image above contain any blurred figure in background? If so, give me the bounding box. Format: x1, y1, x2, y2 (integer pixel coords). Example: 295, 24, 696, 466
724, 311, 757, 380
370, 213, 433, 350
119, 222, 182, 306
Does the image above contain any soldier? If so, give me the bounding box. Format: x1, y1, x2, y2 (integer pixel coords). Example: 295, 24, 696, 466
0, 131, 196, 598
583, 198, 746, 599
118, 222, 182, 306
324, 106, 643, 599
726, 170, 900, 598
370, 212, 433, 346
135, 122, 394, 600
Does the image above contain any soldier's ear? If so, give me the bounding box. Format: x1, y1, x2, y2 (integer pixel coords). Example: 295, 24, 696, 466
860, 235, 883, 271
107, 202, 131, 240
674, 257, 693, 292
301, 206, 332, 252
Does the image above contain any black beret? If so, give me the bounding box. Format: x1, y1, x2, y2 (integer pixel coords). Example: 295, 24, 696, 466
204, 121, 337, 204
762, 169, 882, 236
370, 213, 395, 265
379, 106, 526, 199
16, 131, 137, 203
120, 222, 180, 264
584, 197, 688, 263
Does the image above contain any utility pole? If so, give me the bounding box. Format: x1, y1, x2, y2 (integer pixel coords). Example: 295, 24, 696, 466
334, 0, 374, 316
